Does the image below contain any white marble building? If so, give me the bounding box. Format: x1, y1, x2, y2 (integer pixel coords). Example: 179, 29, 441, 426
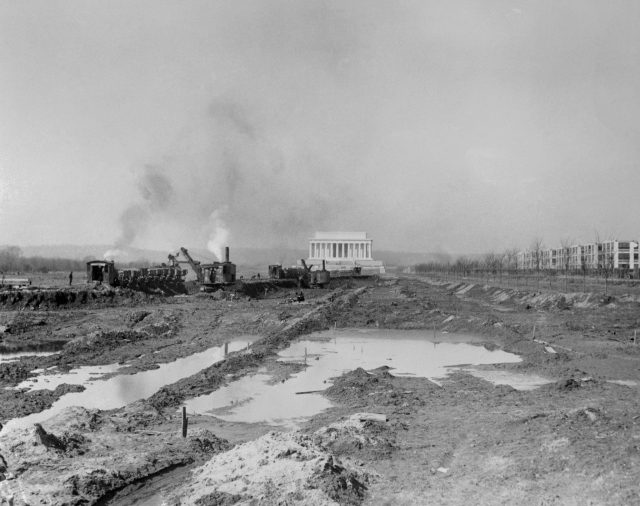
305, 231, 385, 273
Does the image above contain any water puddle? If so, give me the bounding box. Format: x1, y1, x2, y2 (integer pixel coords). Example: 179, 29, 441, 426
2, 338, 257, 432
0, 351, 59, 364
11, 363, 123, 391
455, 368, 553, 390
184, 328, 524, 429
185, 371, 333, 429
608, 379, 638, 387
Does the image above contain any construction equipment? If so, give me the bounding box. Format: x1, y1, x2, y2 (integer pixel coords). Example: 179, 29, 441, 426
168, 246, 236, 291
86, 260, 187, 295
0, 277, 31, 289
86, 261, 118, 285
301, 259, 330, 288
268, 259, 330, 288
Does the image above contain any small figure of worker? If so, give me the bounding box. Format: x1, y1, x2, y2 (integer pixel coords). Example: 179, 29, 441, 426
69, 271, 73, 286
297, 291, 305, 302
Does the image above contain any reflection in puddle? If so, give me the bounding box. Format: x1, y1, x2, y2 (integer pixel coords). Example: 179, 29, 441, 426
456, 368, 553, 390
2, 338, 256, 432
184, 329, 524, 429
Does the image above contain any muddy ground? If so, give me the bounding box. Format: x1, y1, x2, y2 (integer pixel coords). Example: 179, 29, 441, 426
0, 275, 639, 504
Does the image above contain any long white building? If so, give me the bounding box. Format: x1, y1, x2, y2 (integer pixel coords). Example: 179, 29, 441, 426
517, 240, 639, 273
306, 231, 385, 274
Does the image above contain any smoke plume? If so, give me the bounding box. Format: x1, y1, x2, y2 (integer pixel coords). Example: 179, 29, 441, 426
111, 95, 354, 256
110, 3, 377, 255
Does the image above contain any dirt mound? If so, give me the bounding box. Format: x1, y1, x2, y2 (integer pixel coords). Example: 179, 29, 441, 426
0, 406, 229, 505
0, 362, 30, 384
325, 368, 429, 410
169, 430, 377, 505
567, 406, 606, 423
66, 329, 153, 352
194, 490, 245, 505
188, 430, 231, 455
314, 416, 398, 461
314, 455, 369, 505
235, 280, 292, 298
0, 384, 85, 423
0, 286, 157, 310
126, 310, 151, 324
438, 280, 600, 311
325, 368, 384, 404
0, 314, 47, 335
556, 378, 581, 390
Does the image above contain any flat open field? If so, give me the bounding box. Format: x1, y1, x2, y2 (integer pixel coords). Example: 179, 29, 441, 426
0, 275, 639, 505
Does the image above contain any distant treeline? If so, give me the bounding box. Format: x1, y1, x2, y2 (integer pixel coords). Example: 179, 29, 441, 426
0, 246, 147, 273
413, 251, 518, 277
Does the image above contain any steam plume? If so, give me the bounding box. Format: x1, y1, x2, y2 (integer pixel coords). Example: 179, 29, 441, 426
207, 208, 230, 261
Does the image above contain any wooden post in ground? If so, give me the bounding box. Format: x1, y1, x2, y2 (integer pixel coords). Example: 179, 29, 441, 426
532, 323, 536, 341
182, 406, 188, 438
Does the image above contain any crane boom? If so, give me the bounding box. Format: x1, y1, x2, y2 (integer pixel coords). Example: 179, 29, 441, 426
177, 247, 204, 283
167, 246, 235, 288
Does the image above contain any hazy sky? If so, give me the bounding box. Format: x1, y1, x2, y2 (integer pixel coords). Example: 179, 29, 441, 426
2, 0, 640, 255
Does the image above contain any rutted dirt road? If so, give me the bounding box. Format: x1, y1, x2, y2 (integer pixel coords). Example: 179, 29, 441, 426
0, 275, 639, 504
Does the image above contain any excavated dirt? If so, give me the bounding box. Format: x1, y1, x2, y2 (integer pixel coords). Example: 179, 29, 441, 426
1, 275, 639, 504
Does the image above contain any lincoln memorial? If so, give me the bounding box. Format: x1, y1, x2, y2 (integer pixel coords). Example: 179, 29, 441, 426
305, 231, 385, 273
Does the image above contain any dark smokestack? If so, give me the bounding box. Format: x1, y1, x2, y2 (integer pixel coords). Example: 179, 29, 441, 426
225, 246, 230, 263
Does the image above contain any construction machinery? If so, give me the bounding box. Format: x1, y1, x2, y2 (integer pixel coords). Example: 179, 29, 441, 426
301, 259, 330, 288
268, 259, 330, 288
168, 246, 236, 291
85, 245, 236, 294
86, 260, 187, 295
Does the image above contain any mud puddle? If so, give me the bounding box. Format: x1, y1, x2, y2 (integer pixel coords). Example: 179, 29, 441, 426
184, 328, 523, 429
608, 379, 638, 387
454, 368, 553, 390
0, 351, 59, 363
10, 363, 123, 391
2, 338, 257, 432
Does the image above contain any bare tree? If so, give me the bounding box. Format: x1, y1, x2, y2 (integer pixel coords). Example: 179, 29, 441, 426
580, 246, 589, 292
503, 248, 518, 270
594, 231, 615, 296
530, 237, 544, 290
454, 256, 469, 278
482, 252, 501, 284
502, 247, 519, 289
602, 243, 615, 296
560, 237, 573, 292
